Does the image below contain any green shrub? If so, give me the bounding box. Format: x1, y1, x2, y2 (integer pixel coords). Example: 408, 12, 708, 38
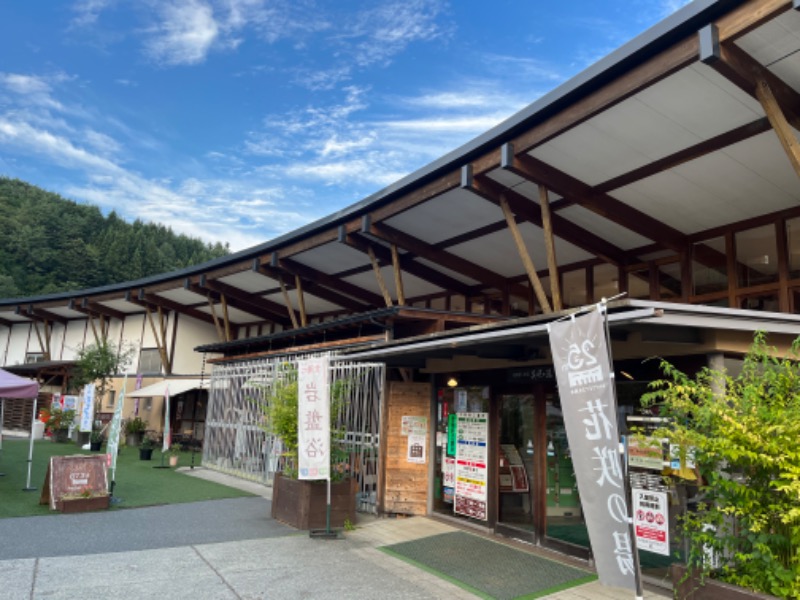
643, 332, 800, 598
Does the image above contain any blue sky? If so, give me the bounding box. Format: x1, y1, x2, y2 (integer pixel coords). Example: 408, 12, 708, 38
0, 0, 689, 251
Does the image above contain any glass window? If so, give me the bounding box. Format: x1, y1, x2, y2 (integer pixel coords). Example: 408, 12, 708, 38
593, 263, 618, 302
693, 237, 727, 295
736, 225, 778, 288
138, 348, 162, 375
628, 268, 650, 300
562, 270, 586, 308
658, 262, 682, 300
788, 218, 800, 280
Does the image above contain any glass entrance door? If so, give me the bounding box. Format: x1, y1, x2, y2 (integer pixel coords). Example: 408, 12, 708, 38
497, 394, 535, 533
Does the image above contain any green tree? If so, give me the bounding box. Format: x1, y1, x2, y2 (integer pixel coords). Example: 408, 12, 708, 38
643, 332, 800, 598
72, 340, 137, 398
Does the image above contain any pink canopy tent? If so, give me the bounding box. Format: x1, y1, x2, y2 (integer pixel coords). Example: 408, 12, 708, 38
0, 368, 40, 490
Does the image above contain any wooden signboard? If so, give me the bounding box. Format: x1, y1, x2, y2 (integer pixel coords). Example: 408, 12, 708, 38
40, 454, 109, 510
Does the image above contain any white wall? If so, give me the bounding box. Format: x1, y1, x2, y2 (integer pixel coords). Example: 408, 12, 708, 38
5, 323, 32, 365
171, 314, 219, 375
61, 320, 89, 360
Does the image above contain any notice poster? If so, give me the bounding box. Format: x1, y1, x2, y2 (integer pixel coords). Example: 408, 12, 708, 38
401, 416, 427, 436
454, 412, 488, 521
407, 433, 426, 464
633, 489, 669, 556
628, 436, 665, 471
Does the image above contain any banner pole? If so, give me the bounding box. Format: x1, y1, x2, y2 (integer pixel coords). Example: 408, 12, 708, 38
600, 298, 643, 600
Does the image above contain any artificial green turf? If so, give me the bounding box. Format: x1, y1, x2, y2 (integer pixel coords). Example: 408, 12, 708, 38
0, 438, 254, 519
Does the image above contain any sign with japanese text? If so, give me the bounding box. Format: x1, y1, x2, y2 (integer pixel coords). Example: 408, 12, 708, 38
633, 489, 669, 556
43, 454, 109, 510
401, 415, 427, 436
407, 433, 426, 464
297, 357, 330, 480
79, 384, 96, 433
628, 436, 665, 471
549, 309, 636, 591
454, 412, 488, 521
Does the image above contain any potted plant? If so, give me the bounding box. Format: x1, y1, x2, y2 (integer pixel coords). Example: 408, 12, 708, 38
258, 373, 355, 530
45, 407, 76, 443
89, 429, 104, 451
164, 444, 181, 467
139, 435, 155, 460
58, 486, 110, 513
123, 416, 147, 446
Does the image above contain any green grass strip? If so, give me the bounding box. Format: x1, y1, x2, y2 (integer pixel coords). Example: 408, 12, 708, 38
0, 438, 254, 518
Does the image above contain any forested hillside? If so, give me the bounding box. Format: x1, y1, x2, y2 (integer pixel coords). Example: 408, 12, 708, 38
0, 178, 230, 299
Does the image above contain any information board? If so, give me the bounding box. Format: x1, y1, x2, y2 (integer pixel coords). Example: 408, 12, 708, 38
41, 454, 109, 510
454, 412, 488, 521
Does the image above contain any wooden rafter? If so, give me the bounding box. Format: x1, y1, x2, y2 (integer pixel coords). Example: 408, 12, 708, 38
191, 277, 291, 326
365, 222, 530, 300
254, 258, 373, 313
539, 185, 563, 311
503, 149, 688, 254
464, 169, 630, 266
278, 276, 300, 329
144, 304, 171, 375
342, 231, 476, 298
756, 79, 800, 177
127, 289, 217, 327
205, 293, 227, 342
391, 244, 406, 306
498, 194, 552, 313
366, 245, 394, 308
294, 275, 308, 327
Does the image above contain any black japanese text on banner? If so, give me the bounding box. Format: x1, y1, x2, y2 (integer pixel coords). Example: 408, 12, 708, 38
548, 309, 635, 591
297, 357, 330, 480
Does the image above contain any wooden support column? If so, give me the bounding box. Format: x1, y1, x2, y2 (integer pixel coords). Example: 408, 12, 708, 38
755, 78, 800, 178
219, 295, 232, 342
206, 295, 227, 342
776, 219, 790, 312
145, 307, 172, 375
88, 316, 102, 346
32, 321, 50, 361
278, 277, 300, 330
295, 275, 308, 327
390, 244, 406, 306
499, 195, 552, 313
367, 245, 394, 307
539, 185, 562, 311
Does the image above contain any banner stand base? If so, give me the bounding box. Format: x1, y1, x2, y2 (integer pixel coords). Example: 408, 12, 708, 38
309, 529, 341, 539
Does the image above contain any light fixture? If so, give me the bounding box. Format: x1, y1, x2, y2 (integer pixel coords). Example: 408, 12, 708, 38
447, 376, 459, 388
620, 370, 634, 380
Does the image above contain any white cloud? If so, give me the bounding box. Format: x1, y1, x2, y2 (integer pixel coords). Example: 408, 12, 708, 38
143, 0, 220, 66
70, 0, 112, 28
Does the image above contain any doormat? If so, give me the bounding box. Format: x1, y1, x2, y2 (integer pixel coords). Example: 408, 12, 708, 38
380, 531, 596, 600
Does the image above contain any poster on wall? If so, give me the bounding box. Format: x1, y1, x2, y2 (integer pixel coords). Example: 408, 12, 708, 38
407, 433, 426, 463
633, 489, 669, 556
401, 415, 427, 436
454, 412, 489, 521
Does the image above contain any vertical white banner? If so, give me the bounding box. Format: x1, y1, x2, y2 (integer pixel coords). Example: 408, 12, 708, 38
79, 384, 96, 432
162, 386, 171, 452
106, 375, 127, 475
549, 309, 636, 591
297, 357, 330, 480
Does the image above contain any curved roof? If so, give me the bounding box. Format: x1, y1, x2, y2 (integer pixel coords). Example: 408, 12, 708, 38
1, 0, 798, 335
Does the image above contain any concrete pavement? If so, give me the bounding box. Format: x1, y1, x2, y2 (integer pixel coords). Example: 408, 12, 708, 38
0, 467, 670, 599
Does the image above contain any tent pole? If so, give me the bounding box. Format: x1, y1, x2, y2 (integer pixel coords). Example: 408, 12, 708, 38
23, 395, 37, 491
0, 399, 5, 476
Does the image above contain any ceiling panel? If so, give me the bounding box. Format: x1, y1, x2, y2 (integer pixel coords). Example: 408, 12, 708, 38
292, 241, 369, 273
342, 266, 443, 301
556, 205, 653, 250
383, 187, 502, 245
156, 288, 205, 305
449, 222, 593, 277
737, 9, 800, 91
196, 304, 258, 324
219, 270, 276, 294
97, 299, 141, 313
42, 307, 85, 319
612, 132, 800, 235
261, 291, 342, 315
413, 257, 480, 286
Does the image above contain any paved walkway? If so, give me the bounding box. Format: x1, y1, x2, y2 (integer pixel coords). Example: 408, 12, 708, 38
0, 467, 670, 599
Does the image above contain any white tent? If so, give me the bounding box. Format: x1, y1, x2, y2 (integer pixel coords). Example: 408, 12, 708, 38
0, 368, 40, 490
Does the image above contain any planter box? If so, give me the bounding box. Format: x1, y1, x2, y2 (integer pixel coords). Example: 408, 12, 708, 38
58, 495, 111, 514
271, 473, 355, 530
139, 448, 153, 460
671, 564, 779, 600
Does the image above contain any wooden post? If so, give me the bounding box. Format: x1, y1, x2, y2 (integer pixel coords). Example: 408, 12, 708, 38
539, 185, 562, 311
295, 275, 308, 327
367, 245, 394, 307
756, 79, 800, 178
278, 277, 299, 330
391, 244, 406, 306
499, 195, 552, 313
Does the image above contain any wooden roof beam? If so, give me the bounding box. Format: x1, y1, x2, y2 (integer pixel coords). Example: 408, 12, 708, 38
464, 168, 630, 267
191, 276, 292, 326
253, 258, 372, 313
125, 289, 216, 327
355, 222, 477, 298
263, 256, 385, 308
363, 221, 530, 300
502, 144, 689, 254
